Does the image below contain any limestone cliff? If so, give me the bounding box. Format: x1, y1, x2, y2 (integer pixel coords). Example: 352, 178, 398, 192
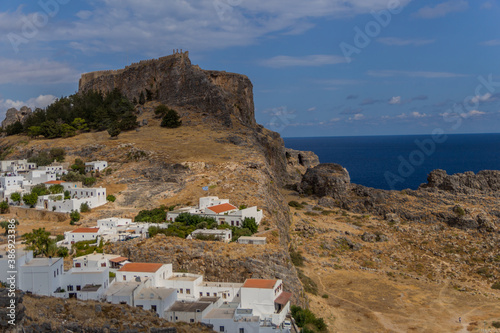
79, 52, 255, 129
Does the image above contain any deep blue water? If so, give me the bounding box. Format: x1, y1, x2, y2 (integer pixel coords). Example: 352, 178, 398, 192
284, 133, 500, 191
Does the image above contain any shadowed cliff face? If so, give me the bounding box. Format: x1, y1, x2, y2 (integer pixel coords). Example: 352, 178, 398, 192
79, 52, 255, 129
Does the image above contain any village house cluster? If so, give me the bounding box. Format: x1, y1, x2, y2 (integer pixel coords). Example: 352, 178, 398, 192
167, 196, 263, 227
0, 249, 292, 332
57, 217, 169, 248
0, 159, 108, 213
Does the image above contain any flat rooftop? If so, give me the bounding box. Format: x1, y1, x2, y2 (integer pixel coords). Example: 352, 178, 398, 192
81, 284, 101, 292
22, 258, 61, 267
167, 301, 212, 313
168, 275, 199, 281
105, 282, 141, 297
203, 308, 235, 320
136, 287, 176, 300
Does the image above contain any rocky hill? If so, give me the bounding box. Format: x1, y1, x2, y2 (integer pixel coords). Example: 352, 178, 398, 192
79, 52, 255, 129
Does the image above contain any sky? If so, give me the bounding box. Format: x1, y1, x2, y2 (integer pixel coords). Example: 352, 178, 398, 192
0, 0, 499, 137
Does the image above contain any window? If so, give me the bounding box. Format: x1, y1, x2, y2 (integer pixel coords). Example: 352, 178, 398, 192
180, 288, 183, 294
101, 263, 106, 267
137, 305, 143, 308
219, 326, 224, 332
186, 289, 191, 295
123, 275, 126, 281
200, 292, 203, 297
151, 305, 157, 312
67, 285, 73, 291
239, 329, 244, 333
213, 293, 217, 297
206, 292, 210, 296
190, 319, 194, 323
76, 285, 81, 291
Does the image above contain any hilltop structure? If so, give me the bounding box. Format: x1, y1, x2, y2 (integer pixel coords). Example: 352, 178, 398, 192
79, 51, 256, 129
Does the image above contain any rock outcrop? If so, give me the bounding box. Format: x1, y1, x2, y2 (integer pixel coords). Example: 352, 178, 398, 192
420, 169, 500, 195
1, 106, 32, 128
79, 52, 255, 129
298, 163, 351, 199
285, 148, 320, 185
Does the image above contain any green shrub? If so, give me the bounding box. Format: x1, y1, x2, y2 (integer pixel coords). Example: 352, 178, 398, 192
160, 109, 182, 128
453, 205, 465, 216
70, 210, 80, 224
322, 294, 329, 299
106, 194, 116, 202
80, 203, 90, 213
242, 217, 258, 233
288, 201, 304, 209
135, 207, 168, 223
491, 281, 500, 290
297, 269, 318, 295
0, 201, 9, 214
291, 305, 327, 332
290, 247, 304, 267
492, 321, 500, 328
83, 177, 97, 187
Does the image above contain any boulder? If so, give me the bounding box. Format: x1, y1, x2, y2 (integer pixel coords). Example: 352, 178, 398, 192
299, 164, 351, 199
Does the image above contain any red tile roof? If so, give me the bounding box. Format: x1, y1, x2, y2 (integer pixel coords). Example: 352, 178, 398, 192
207, 203, 237, 214
109, 256, 128, 263
118, 263, 163, 273
242, 279, 278, 289
71, 228, 100, 233
275, 291, 292, 305
44, 180, 66, 185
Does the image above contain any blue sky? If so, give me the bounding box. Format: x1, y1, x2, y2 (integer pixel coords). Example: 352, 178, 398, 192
0, 0, 499, 137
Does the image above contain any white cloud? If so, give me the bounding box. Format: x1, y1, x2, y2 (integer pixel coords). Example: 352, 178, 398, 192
0, 58, 79, 85
480, 40, 500, 46
440, 110, 486, 119
0, 0, 413, 54
388, 96, 402, 105
414, 0, 468, 19
307, 107, 317, 112
471, 93, 492, 104
260, 55, 347, 68
0, 94, 57, 120
461, 110, 486, 117
349, 113, 365, 121
377, 37, 435, 46
367, 70, 468, 78
411, 111, 428, 118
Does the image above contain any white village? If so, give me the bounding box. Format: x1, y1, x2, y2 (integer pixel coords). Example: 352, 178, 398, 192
0, 158, 293, 333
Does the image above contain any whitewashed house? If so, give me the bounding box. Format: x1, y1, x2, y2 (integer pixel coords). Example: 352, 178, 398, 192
167, 197, 263, 227
59, 227, 101, 248
36, 186, 107, 213
85, 161, 108, 173
0, 160, 36, 173
25, 170, 57, 185
237, 237, 267, 245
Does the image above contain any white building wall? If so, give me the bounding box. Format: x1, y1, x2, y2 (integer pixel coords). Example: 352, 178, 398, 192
241, 287, 276, 319
119, 265, 172, 287
0, 176, 24, 190
85, 161, 108, 173
65, 230, 101, 244
19, 258, 64, 296
201, 317, 261, 333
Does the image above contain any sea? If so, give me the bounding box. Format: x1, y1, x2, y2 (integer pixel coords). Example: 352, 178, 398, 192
284, 133, 500, 191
